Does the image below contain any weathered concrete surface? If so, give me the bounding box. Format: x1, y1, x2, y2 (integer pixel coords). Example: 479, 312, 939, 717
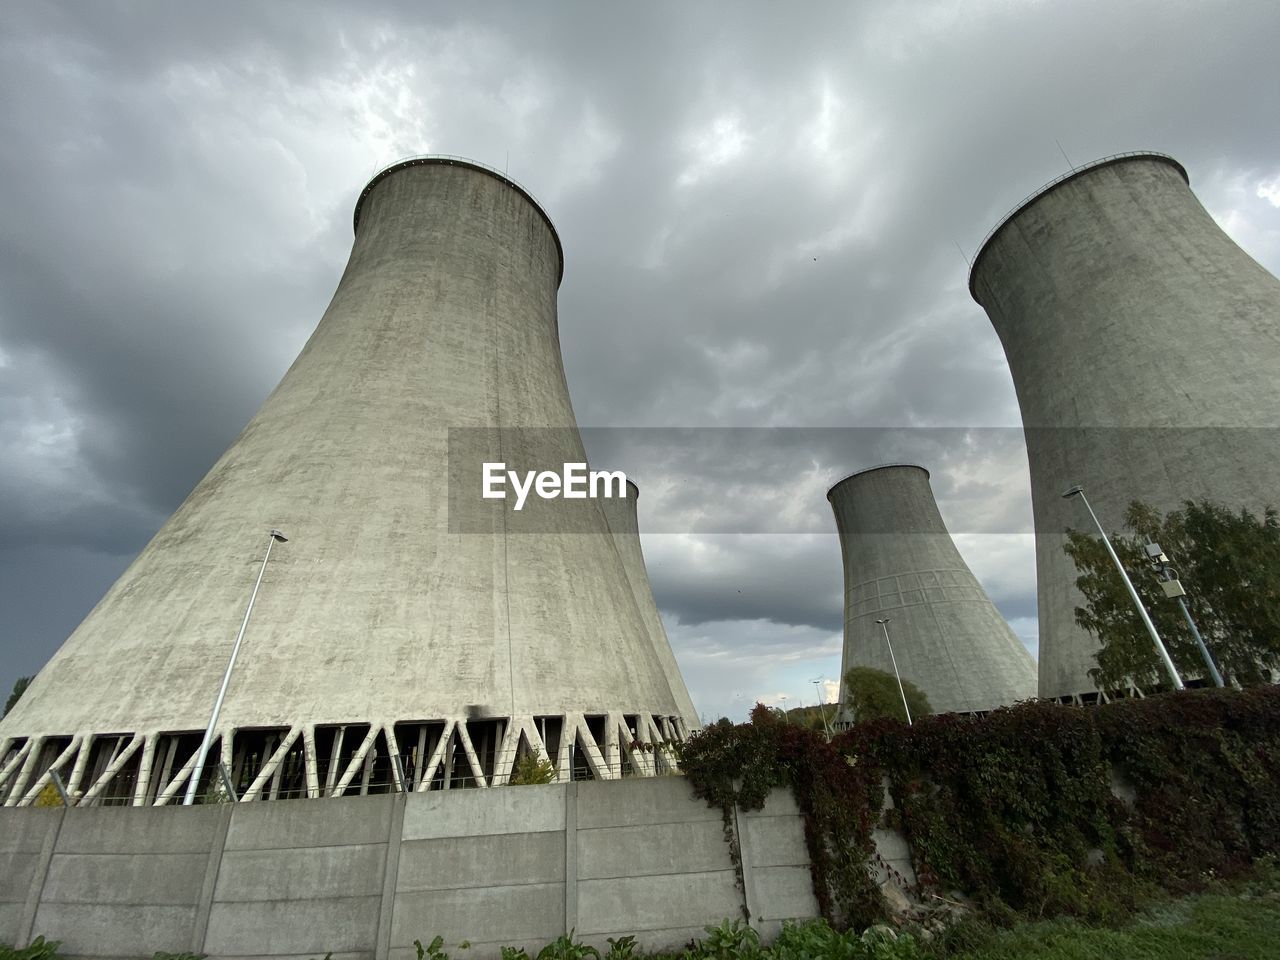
970, 153, 1280, 699
27, 804, 227, 959
0, 157, 689, 797
828, 465, 1037, 714
575, 778, 741, 950
601, 480, 701, 732
0, 807, 62, 946
737, 788, 820, 941
0, 777, 876, 959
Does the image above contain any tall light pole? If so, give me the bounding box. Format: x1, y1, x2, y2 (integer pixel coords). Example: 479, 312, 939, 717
875, 618, 913, 725
811, 676, 833, 737
1144, 542, 1225, 688
1061, 486, 1184, 691
184, 529, 289, 806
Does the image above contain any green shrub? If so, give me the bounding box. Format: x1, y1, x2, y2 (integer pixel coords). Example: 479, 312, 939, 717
678, 706, 885, 929
33, 783, 64, 808
678, 686, 1280, 931
0, 937, 63, 960
415, 936, 468, 960
696, 919, 760, 960
536, 931, 599, 960
603, 936, 639, 960
842, 668, 932, 725
510, 752, 557, 785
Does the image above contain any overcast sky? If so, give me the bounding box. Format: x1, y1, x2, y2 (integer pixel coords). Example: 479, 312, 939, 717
2, 1, 1279, 724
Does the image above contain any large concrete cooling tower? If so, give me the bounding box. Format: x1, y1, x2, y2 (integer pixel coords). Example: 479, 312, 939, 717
969, 152, 1280, 700
827, 465, 1037, 715
600, 480, 700, 731
0, 157, 689, 807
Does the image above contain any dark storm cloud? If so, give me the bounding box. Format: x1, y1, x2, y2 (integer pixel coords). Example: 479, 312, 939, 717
2, 0, 1279, 712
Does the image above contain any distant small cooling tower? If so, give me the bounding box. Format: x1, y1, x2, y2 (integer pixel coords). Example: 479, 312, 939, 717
0, 157, 693, 807
827, 465, 1037, 715
969, 152, 1280, 700
600, 480, 700, 731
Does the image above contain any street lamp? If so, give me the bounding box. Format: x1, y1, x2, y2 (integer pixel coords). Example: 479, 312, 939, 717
1144, 541, 1225, 688
1061, 486, 1184, 691
875, 618, 913, 725
184, 528, 289, 806
811, 676, 834, 737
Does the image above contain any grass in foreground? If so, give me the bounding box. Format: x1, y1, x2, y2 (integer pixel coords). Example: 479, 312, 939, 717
936, 882, 1280, 959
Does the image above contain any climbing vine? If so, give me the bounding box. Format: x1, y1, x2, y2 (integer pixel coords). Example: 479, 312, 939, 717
680, 704, 886, 928
679, 686, 1280, 930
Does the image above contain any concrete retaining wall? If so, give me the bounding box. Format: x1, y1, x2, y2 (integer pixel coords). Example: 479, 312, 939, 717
1, 778, 908, 959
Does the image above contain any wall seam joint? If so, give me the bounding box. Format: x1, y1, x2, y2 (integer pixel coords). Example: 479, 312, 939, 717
192, 804, 234, 953
376, 793, 407, 960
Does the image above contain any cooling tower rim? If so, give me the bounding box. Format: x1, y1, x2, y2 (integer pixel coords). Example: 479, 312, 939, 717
826, 463, 929, 500
967, 151, 1189, 301
353, 154, 565, 286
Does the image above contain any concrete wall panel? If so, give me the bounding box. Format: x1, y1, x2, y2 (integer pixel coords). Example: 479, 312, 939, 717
54, 804, 222, 854
0, 780, 841, 959
742, 789, 802, 819
225, 794, 393, 850
576, 777, 721, 829
0, 809, 62, 854
205, 897, 381, 956
577, 872, 741, 936
871, 828, 910, 863
396, 832, 564, 891
578, 820, 730, 880
391, 883, 566, 947
402, 786, 564, 840
741, 816, 810, 868
751, 866, 819, 922
0, 852, 42, 902
0, 904, 25, 944
215, 844, 386, 901
31, 903, 198, 957
42, 853, 207, 905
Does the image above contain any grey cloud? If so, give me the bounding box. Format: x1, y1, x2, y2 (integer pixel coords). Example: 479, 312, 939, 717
2, 0, 1279, 711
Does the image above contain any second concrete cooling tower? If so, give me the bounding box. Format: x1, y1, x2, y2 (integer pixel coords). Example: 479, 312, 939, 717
1, 157, 694, 807
970, 152, 1280, 700
600, 480, 700, 731
828, 465, 1037, 715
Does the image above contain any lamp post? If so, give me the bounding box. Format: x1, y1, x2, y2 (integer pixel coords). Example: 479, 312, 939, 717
875, 618, 913, 725
1061, 486, 1184, 691
811, 676, 833, 737
184, 529, 289, 806
1144, 541, 1225, 688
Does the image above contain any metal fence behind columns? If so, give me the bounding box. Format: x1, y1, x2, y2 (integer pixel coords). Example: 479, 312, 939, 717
21, 759, 684, 806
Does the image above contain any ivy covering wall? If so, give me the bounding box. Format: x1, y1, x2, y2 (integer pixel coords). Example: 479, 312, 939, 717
678, 686, 1280, 931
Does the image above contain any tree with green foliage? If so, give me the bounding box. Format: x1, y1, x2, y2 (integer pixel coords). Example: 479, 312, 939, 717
508, 751, 556, 785
4, 676, 31, 718
781, 704, 834, 733
841, 666, 931, 723
1064, 498, 1280, 690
